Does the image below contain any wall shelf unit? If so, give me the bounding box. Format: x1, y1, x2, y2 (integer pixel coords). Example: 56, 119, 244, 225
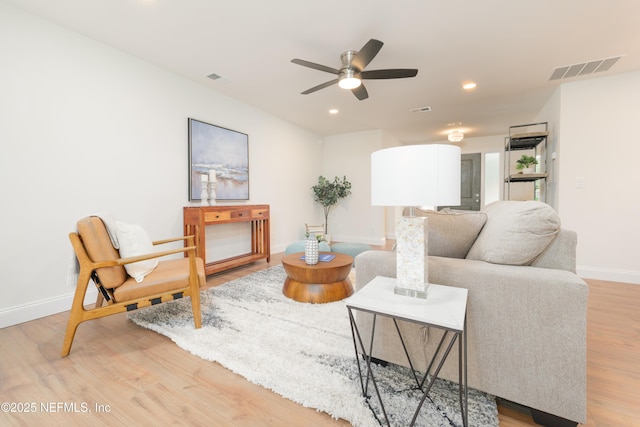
504, 122, 549, 202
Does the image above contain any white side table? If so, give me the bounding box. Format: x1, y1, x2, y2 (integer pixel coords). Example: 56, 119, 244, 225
345, 276, 468, 427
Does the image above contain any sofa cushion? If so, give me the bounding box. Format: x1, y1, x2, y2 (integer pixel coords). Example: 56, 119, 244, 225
466, 201, 560, 265
331, 242, 372, 265
113, 257, 205, 301
409, 208, 488, 259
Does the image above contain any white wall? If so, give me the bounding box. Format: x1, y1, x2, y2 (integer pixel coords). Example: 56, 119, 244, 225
535, 89, 562, 208
550, 71, 640, 283
0, 2, 323, 327
321, 129, 392, 245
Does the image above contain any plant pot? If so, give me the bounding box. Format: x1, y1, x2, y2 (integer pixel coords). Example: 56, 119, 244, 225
523, 167, 535, 174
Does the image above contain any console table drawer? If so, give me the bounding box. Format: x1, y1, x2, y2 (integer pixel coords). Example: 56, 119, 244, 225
231, 210, 250, 219
252, 208, 269, 218
205, 211, 231, 222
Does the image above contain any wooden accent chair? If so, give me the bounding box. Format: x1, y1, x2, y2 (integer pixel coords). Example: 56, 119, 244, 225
62, 216, 205, 356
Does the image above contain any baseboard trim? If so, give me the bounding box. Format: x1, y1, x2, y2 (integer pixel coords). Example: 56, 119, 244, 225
271, 242, 288, 255
577, 266, 640, 285
0, 288, 97, 328
330, 235, 385, 246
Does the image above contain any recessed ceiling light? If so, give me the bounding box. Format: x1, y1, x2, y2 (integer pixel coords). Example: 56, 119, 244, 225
329, 109, 339, 114
462, 82, 477, 90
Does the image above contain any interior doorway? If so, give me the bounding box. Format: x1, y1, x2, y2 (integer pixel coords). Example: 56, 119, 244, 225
439, 153, 481, 211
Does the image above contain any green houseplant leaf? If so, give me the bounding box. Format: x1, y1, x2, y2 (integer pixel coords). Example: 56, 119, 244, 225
516, 155, 538, 170
312, 176, 352, 234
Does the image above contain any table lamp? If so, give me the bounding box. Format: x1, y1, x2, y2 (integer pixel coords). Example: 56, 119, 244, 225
371, 144, 461, 298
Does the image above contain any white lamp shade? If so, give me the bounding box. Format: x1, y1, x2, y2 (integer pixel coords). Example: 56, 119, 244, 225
371, 144, 461, 207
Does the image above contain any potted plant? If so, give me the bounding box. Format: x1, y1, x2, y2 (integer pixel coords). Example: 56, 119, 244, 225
311, 176, 352, 242
516, 155, 538, 174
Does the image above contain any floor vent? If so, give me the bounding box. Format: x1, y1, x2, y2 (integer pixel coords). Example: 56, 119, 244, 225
549, 56, 623, 81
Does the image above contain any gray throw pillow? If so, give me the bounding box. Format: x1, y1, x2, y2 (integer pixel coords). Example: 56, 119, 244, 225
466, 201, 560, 265
407, 208, 488, 259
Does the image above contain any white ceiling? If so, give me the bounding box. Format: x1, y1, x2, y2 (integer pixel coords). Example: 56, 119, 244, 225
7, 0, 640, 143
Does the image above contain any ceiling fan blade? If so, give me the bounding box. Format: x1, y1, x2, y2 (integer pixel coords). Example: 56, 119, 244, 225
291, 58, 340, 75
361, 69, 419, 79
351, 39, 384, 71
301, 78, 339, 94
352, 84, 369, 100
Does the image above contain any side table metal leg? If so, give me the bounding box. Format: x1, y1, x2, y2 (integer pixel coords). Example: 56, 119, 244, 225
410, 334, 458, 426
392, 319, 422, 388
365, 314, 378, 397
464, 321, 469, 427
419, 330, 449, 390
348, 309, 391, 426
458, 321, 468, 426
347, 308, 366, 395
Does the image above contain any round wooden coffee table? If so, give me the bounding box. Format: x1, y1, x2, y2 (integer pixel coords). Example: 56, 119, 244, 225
281, 252, 354, 303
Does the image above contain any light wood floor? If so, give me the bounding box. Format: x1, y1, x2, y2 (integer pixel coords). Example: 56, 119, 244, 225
1, 247, 638, 426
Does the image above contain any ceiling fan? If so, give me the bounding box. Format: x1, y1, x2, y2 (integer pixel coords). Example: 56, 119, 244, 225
291, 39, 418, 100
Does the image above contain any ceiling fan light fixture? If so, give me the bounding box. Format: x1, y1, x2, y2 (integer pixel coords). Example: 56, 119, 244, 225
292, 39, 417, 100
448, 130, 464, 142
338, 69, 361, 89
338, 77, 361, 89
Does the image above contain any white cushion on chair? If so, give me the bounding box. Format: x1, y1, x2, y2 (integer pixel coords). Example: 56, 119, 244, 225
116, 221, 158, 283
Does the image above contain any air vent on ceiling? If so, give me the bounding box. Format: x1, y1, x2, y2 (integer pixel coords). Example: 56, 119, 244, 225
207, 73, 221, 80
549, 56, 623, 81
410, 106, 432, 113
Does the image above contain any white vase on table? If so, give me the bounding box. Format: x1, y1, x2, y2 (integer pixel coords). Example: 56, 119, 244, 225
304, 238, 319, 265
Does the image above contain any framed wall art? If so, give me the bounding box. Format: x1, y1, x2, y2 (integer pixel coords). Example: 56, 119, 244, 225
188, 118, 249, 201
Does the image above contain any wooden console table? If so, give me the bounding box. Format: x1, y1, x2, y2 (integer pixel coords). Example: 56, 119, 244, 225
183, 205, 270, 275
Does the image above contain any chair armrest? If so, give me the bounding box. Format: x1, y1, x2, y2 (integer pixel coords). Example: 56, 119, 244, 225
90, 245, 197, 269
116, 245, 197, 266
152, 235, 195, 246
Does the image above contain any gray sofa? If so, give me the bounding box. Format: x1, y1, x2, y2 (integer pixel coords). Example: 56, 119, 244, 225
354, 201, 588, 426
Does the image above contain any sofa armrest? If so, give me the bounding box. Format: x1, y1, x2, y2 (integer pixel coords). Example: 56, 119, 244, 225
355, 250, 397, 292
531, 229, 577, 273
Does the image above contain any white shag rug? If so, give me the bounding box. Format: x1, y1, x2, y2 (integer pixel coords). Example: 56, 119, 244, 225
128, 266, 498, 427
